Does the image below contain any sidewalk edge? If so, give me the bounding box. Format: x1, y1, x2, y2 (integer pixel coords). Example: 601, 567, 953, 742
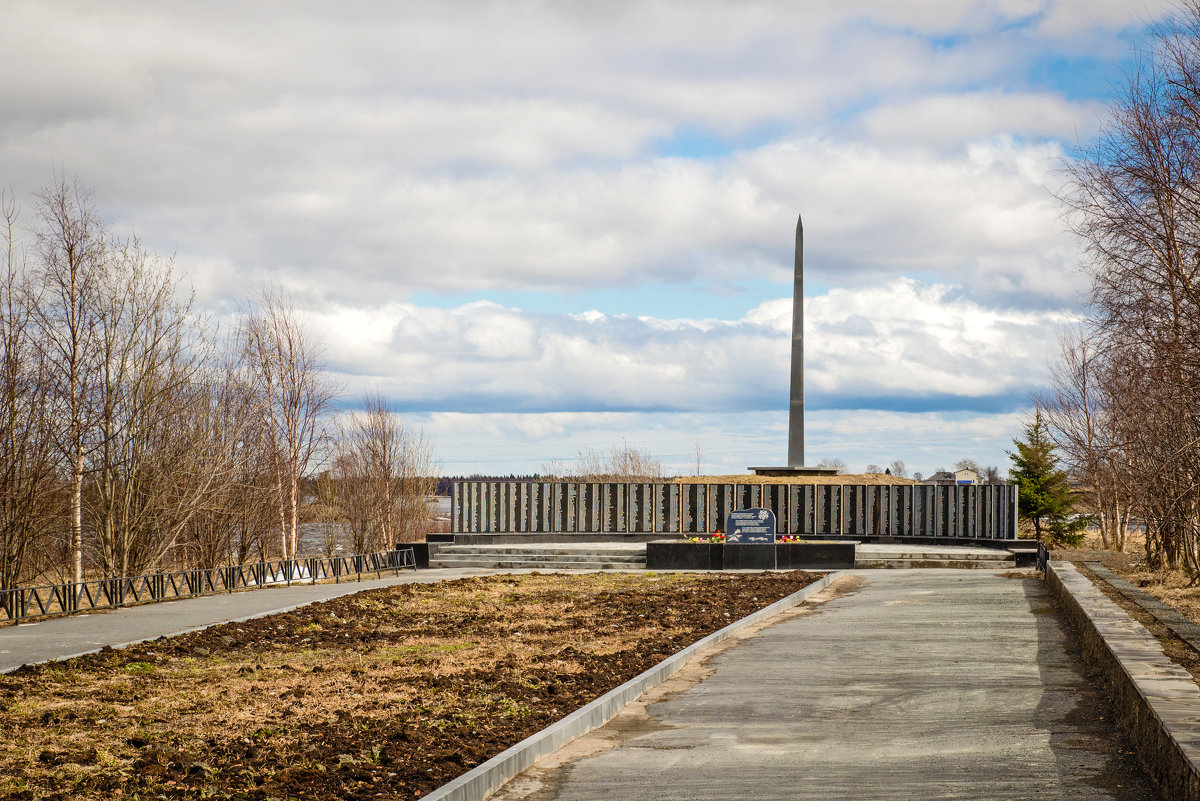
425, 572, 839, 801
1047, 561, 1200, 800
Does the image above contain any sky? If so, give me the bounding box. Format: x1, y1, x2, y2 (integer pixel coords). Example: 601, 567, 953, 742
0, 0, 1172, 477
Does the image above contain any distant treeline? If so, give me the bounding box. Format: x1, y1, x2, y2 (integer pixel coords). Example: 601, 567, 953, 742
436, 475, 541, 495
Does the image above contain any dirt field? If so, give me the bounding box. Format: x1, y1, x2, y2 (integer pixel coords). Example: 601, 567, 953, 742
0, 570, 823, 800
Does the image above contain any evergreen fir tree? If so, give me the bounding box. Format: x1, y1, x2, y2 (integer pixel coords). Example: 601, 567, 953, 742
1007, 410, 1087, 546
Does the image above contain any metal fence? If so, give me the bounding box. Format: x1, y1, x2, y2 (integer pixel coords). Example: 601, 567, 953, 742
452, 481, 1018, 541
1, 547, 416, 625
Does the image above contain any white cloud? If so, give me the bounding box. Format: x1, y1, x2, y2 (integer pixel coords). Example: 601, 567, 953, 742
0, 0, 1164, 475
0, 1, 1126, 318
859, 92, 1104, 148
304, 278, 1066, 415
92, 135, 1078, 313
420, 408, 1025, 478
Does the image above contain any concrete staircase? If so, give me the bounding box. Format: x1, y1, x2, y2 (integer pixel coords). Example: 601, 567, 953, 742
427, 541, 1018, 571
428, 542, 648, 571
853, 543, 1016, 569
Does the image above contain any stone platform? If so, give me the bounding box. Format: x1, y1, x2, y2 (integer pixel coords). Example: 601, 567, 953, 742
430, 540, 1021, 571
854, 542, 1016, 569
427, 543, 648, 571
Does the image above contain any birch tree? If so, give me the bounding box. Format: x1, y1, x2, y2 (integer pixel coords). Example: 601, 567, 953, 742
85, 240, 230, 577
0, 190, 59, 598
242, 286, 338, 560
33, 177, 107, 587
336, 392, 439, 548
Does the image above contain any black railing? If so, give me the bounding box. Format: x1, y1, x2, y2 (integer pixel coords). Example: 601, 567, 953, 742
0, 546, 416, 625
1036, 541, 1049, 574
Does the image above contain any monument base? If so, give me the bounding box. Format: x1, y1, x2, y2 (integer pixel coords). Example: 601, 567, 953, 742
748, 465, 841, 477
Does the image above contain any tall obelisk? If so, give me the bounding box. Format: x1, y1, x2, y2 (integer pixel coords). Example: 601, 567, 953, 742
787, 213, 804, 467
749, 212, 836, 476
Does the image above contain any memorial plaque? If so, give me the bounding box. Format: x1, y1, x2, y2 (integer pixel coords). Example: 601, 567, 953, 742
725, 507, 776, 544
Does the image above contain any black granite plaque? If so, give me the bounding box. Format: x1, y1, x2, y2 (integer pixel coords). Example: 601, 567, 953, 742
726, 508, 776, 544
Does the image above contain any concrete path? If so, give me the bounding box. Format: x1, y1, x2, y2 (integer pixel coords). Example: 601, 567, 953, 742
492, 570, 1161, 801
0, 566, 511, 672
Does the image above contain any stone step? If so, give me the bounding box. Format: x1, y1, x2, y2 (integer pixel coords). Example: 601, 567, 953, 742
435, 545, 646, 557
429, 557, 647, 570
854, 558, 1015, 570
434, 550, 645, 564
853, 544, 1016, 569
431, 542, 1015, 570
855, 545, 1013, 559
429, 542, 648, 571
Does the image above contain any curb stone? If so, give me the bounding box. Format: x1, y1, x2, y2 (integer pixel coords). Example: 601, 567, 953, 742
423, 572, 839, 801
1047, 561, 1200, 800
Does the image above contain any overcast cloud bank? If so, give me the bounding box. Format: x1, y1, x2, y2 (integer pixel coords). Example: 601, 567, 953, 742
0, 1, 1169, 474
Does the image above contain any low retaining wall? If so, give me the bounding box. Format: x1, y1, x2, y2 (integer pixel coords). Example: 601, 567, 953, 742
423, 572, 839, 801
1046, 562, 1200, 800
646, 541, 854, 571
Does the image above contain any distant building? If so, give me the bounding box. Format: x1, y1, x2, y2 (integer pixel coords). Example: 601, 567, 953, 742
924, 468, 980, 486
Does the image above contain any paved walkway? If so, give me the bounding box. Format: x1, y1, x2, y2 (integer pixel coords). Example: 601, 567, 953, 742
0, 566, 508, 672
492, 570, 1161, 801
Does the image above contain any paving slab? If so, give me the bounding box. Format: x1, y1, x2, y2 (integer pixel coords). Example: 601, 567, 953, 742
490, 569, 1160, 801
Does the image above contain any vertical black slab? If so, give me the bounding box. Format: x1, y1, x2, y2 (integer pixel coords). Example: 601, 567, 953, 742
765, 484, 788, 536
710, 484, 734, 532
652, 483, 667, 533
630, 483, 650, 532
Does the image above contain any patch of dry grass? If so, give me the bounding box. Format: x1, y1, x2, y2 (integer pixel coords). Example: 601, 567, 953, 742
0, 570, 822, 800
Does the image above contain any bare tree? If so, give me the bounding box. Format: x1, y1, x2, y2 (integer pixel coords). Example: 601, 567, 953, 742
888, 460, 907, 478
84, 239, 227, 577
332, 448, 373, 554
335, 393, 439, 549
1038, 330, 1133, 551
241, 286, 339, 560
174, 359, 267, 568
543, 442, 666, 482
32, 176, 108, 587
0, 190, 60, 598
817, 457, 846, 474
311, 470, 344, 557
954, 458, 981, 474
394, 424, 439, 543
1058, 4, 1200, 571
